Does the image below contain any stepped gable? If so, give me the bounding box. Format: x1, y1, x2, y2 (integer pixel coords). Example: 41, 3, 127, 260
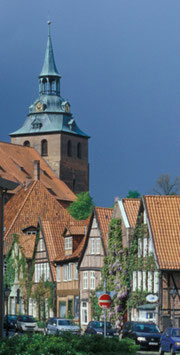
122, 198, 141, 228
144, 195, 180, 270
0, 141, 76, 203
95, 207, 113, 251
4, 179, 71, 254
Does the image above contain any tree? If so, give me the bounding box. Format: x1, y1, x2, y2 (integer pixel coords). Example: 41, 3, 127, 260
153, 174, 180, 195
32, 278, 54, 320
68, 192, 94, 220
126, 190, 140, 198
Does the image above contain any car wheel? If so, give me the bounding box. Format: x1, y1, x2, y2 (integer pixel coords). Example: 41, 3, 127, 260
159, 345, 164, 355
170, 346, 175, 355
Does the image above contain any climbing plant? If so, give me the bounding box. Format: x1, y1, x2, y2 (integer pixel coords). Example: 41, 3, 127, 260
99, 216, 157, 330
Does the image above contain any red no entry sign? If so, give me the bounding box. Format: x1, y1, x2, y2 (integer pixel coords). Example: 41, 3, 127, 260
98, 294, 111, 309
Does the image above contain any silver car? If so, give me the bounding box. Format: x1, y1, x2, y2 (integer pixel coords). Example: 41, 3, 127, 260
45, 318, 80, 335
17, 315, 38, 332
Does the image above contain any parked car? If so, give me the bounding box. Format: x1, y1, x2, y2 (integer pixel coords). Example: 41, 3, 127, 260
159, 327, 180, 355
45, 318, 80, 335
121, 321, 161, 349
84, 321, 119, 337
16, 315, 38, 332
4, 314, 18, 330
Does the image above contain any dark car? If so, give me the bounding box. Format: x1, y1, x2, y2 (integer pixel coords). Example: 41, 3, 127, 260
85, 321, 119, 337
159, 327, 180, 354
4, 315, 18, 330
121, 321, 161, 349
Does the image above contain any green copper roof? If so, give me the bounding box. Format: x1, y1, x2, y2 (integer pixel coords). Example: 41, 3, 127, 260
39, 22, 60, 78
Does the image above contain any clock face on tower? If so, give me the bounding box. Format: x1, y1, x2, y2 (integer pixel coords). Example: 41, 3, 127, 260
35, 101, 43, 112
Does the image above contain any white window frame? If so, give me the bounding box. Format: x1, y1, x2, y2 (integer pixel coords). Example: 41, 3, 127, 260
39, 239, 44, 251
83, 271, 88, 289
81, 301, 88, 325
56, 265, 61, 282
90, 238, 95, 254
63, 265, 68, 281
154, 271, 159, 293
68, 263, 72, 281
74, 263, 78, 280
138, 271, 142, 290
65, 237, 72, 250
95, 238, 101, 254
90, 271, 95, 290
34, 263, 50, 282
133, 271, 137, 291
148, 271, 153, 292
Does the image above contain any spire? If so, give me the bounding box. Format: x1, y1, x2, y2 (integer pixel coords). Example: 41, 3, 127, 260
39, 21, 60, 78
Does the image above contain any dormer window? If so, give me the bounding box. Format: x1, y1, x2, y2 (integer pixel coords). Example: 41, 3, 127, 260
65, 237, 72, 250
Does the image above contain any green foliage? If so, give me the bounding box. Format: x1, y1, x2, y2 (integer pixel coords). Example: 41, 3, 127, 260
126, 190, 141, 198
32, 278, 54, 320
89, 290, 102, 320
128, 289, 149, 309
0, 333, 139, 355
4, 253, 15, 288
100, 217, 157, 327
68, 192, 94, 220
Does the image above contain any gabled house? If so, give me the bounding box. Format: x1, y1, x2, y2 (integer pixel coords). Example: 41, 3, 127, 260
54, 220, 89, 321
4, 177, 73, 318
78, 207, 113, 329
131, 195, 180, 329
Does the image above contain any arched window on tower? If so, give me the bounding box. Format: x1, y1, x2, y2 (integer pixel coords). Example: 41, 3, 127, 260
24, 141, 30, 147
67, 140, 72, 157
77, 142, 81, 159
41, 139, 48, 156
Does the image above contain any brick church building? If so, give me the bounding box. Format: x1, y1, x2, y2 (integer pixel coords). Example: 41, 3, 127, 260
10, 22, 89, 195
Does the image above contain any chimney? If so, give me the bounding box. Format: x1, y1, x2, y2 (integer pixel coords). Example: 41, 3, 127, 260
34, 160, 40, 181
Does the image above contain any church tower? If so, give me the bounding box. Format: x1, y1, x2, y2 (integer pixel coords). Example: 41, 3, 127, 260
10, 22, 89, 194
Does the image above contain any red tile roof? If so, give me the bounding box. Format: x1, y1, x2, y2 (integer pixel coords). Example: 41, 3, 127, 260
95, 207, 113, 251
0, 142, 76, 203
123, 198, 140, 228
54, 219, 89, 263
4, 180, 72, 255
144, 195, 180, 269
18, 234, 36, 259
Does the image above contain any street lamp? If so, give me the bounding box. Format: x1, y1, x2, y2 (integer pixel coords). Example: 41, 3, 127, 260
170, 287, 178, 327
4, 284, 11, 337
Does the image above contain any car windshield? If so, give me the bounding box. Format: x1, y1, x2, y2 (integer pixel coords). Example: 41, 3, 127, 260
93, 322, 112, 329
19, 316, 36, 323
134, 324, 160, 333
8, 315, 17, 320
172, 329, 180, 337
58, 320, 75, 326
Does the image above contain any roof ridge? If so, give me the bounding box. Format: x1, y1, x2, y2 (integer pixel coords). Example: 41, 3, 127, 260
96, 206, 112, 210
4, 181, 37, 239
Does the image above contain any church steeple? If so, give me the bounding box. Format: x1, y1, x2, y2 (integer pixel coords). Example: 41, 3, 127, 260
39, 21, 61, 96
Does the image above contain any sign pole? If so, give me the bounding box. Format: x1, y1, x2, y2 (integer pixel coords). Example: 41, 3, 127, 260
104, 279, 106, 338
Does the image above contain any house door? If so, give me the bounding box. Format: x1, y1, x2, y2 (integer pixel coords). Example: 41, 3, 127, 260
59, 301, 66, 318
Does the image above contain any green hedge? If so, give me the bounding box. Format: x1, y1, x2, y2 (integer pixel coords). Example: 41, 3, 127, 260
0, 333, 139, 355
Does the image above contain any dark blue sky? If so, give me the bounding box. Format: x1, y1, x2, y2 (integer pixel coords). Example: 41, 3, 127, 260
1, 0, 180, 206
